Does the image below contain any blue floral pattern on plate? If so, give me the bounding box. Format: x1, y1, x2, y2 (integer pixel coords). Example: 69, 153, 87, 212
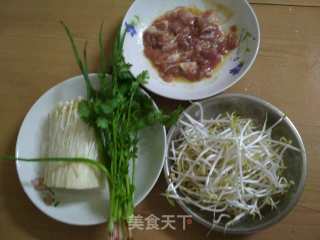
229, 28, 256, 76
125, 22, 137, 37
125, 15, 140, 37
230, 62, 244, 75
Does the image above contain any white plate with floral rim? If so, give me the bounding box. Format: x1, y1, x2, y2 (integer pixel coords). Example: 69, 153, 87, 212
122, 0, 260, 100
15, 74, 166, 225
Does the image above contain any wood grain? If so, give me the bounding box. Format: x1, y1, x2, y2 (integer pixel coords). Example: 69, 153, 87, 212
249, 0, 320, 7
0, 0, 320, 239
250, 0, 320, 7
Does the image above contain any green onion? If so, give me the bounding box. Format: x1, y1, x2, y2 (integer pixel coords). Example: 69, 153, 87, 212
61, 22, 180, 239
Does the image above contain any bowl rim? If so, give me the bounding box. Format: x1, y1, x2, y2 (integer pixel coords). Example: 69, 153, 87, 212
122, 0, 261, 101
163, 93, 307, 234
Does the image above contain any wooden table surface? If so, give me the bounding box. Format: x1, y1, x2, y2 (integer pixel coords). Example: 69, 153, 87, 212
0, 0, 319, 239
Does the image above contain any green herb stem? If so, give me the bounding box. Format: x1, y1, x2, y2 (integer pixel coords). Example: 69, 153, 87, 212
1, 156, 110, 180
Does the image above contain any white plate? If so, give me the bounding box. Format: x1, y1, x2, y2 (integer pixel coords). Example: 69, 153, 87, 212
122, 0, 260, 100
15, 74, 166, 225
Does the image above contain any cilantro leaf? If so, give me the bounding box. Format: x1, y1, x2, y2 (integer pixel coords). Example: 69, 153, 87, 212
78, 100, 91, 119
96, 117, 108, 129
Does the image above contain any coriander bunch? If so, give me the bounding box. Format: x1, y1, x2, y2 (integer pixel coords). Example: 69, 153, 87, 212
61, 22, 180, 240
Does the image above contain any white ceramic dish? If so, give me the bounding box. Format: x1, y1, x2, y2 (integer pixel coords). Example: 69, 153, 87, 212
15, 74, 166, 225
122, 0, 260, 100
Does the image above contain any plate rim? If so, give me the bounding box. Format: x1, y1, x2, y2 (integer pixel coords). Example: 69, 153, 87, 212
121, 0, 261, 100
15, 73, 167, 226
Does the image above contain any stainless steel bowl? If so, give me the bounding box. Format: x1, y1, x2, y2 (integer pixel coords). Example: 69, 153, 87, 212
164, 93, 307, 234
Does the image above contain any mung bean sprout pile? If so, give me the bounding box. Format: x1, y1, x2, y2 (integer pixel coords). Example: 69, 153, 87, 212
166, 103, 300, 228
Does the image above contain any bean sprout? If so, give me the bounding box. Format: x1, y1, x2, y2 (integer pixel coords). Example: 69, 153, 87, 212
166, 103, 299, 228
